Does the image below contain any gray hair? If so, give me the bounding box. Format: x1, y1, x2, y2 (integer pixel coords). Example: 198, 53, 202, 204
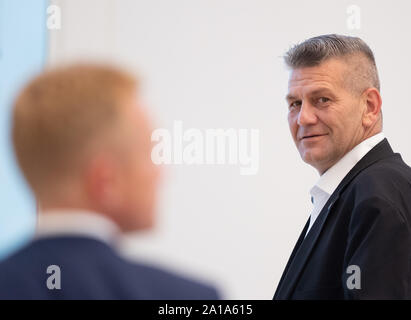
284, 34, 380, 92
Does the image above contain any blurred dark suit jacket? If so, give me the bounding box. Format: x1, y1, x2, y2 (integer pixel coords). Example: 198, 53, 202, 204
274, 139, 411, 299
0, 236, 219, 300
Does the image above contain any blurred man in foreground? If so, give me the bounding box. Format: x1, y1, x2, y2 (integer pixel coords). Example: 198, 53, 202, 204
0, 64, 219, 299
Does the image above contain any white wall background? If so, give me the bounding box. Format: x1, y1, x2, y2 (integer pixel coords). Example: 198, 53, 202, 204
47, 0, 411, 299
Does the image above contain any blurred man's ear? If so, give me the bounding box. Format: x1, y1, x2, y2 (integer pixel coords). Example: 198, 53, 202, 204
84, 154, 124, 213
362, 87, 382, 128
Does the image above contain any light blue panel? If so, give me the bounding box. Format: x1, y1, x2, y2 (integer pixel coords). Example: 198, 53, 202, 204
0, 0, 48, 259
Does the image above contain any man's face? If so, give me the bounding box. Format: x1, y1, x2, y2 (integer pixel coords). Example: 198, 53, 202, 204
114, 97, 161, 231
286, 58, 366, 174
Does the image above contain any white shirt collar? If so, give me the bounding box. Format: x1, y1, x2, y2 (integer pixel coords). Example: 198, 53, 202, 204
35, 209, 121, 245
314, 132, 385, 197
305, 132, 385, 236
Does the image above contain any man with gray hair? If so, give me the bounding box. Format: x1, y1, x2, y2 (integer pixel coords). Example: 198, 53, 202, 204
273, 34, 411, 299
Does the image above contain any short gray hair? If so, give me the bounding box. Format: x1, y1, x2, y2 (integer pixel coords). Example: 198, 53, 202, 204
284, 34, 380, 92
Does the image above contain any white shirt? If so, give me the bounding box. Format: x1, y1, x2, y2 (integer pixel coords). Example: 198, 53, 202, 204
305, 132, 386, 237
35, 209, 121, 245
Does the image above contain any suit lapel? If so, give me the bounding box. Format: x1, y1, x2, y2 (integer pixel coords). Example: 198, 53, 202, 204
274, 138, 395, 299
274, 194, 340, 299
273, 217, 310, 299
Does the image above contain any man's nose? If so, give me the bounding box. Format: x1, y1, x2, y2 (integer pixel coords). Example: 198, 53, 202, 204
297, 102, 317, 126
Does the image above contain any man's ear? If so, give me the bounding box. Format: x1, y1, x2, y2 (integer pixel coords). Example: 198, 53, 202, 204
85, 154, 123, 212
362, 87, 382, 128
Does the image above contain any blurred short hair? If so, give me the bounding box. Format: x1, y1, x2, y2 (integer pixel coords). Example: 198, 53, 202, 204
284, 34, 380, 93
12, 63, 137, 194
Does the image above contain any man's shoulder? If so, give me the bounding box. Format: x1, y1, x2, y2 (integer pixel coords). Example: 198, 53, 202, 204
342, 153, 411, 214
351, 153, 411, 192
0, 237, 220, 299
121, 258, 220, 299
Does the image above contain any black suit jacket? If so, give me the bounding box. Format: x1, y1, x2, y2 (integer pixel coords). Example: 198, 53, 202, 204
274, 138, 411, 300
0, 236, 220, 299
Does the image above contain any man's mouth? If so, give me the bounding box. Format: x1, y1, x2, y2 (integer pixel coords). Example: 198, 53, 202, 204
301, 134, 327, 140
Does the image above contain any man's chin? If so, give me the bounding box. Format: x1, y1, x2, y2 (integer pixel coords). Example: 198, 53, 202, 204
300, 150, 327, 167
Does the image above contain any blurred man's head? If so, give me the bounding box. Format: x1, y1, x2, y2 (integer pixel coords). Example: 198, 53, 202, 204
284, 34, 382, 174
12, 64, 160, 232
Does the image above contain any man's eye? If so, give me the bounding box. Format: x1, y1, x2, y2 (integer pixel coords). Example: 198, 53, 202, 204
289, 101, 301, 109
318, 97, 330, 104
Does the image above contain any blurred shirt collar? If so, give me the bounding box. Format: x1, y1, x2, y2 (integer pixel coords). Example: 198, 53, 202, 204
35, 209, 120, 244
